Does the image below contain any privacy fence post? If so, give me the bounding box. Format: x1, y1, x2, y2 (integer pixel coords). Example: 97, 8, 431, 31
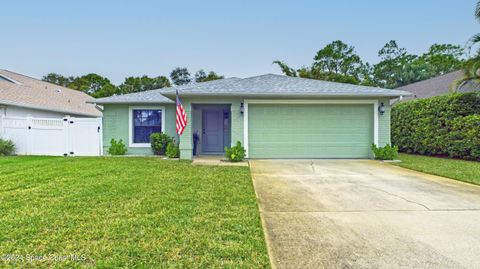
26, 115, 33, 155
64, 115, 70, 156
0, 114, 4, 138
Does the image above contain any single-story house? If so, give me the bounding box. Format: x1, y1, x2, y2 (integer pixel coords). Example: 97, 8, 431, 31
393, 70, 479, 104
0, 69, 102, 118
94, 74, 411, 160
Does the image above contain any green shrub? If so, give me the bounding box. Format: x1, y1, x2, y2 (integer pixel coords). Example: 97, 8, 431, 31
150, 133, 173, 155
225, 141, 246, 162
108, 139, 127, 155
371, 144, 398, 160
166, 142, 180, 158
0, 139, 15, 156
447, 115, 480, 160
392, 92, 480, 161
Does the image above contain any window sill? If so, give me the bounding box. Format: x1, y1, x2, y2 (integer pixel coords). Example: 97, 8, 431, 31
129, 143, 151, 148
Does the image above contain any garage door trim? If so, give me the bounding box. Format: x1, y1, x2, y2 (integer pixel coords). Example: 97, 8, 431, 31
243, 99, 379, 158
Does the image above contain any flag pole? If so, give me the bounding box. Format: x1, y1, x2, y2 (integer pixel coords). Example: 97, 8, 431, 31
176, 89, 179, 136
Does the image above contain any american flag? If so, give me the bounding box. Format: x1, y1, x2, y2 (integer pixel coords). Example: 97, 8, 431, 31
176, 90, 187, 135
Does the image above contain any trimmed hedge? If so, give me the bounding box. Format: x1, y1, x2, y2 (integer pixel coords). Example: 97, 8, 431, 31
391, 92, 480, 161
447, 115, 480, 159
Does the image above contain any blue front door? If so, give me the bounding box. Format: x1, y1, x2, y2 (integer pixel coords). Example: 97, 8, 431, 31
202, 109, 224, 153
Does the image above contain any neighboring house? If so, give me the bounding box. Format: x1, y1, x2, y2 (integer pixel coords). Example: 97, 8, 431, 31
94, 74, 410, 160
0, 69, 102, 118
0, 69, 103, 156
393, 70, 480, 103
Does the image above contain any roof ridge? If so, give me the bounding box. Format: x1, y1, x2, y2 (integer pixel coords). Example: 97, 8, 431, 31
148, 76, 241, 92
243, 73, 388, 90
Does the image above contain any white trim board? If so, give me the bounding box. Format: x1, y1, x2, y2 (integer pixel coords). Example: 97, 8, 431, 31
0, 100, 100, 117
243, 99, 380, 158
243, 101, 249, 156
128, 106, 165, 148
245, 99, 379, 104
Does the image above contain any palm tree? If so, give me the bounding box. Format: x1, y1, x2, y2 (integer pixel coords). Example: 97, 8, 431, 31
452, 1, 480, 91
468, 1, 480, 49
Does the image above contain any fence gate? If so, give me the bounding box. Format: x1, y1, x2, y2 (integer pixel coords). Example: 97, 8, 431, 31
1, 116, 102, 156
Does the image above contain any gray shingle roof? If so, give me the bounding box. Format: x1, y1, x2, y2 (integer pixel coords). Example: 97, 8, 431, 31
93, 88, 175, 104
94, 74, 411, 104
93, 78, 243, 104
395, 70, 479, 102
161, 74, 411, 97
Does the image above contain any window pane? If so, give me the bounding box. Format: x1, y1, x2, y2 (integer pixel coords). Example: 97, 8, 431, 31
132, 109, 162, 143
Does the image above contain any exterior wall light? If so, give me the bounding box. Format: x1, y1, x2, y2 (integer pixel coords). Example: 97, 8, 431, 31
378, 102, 386, 115
240, 103, 244, 114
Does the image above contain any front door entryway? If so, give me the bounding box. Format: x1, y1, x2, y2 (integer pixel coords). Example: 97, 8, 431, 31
193, 104, 231, 155
202, 109, 224, 152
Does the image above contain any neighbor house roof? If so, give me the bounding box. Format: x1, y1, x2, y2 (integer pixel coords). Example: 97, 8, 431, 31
395, 70, 480, 102
0, 69, 102, 117
94, 74, 411, 104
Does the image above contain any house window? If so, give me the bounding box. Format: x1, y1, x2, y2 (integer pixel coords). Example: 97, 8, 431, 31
129, 107, 164, 146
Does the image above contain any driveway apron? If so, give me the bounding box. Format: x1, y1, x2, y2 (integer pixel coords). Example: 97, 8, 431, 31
250, 160, 480, 269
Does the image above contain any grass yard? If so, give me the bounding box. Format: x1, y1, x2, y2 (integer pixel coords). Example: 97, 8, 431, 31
0, 157, 270, 268
395, 153, 480, 185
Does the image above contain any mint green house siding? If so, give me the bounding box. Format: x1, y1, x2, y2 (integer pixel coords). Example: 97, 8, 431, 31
102, 104, 177, 155
230, 100, 244, 146
378, 98, 391, 147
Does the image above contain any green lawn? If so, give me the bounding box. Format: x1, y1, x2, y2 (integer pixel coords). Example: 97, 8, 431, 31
394, 153, 480, 185
0, 156, 270, 268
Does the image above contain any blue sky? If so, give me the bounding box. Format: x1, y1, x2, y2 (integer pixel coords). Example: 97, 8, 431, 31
2, 0, 478, 84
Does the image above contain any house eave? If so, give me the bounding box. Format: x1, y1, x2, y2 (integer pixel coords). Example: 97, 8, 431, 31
90, 100, 174, 105
160, 92, 412, 99
0, 100, 101, 117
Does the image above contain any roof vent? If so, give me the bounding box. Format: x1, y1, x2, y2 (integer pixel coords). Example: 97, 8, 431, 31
56, 89, 62, 93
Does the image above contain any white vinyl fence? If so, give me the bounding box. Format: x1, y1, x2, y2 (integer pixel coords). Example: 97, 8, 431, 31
0, 116, 102, 156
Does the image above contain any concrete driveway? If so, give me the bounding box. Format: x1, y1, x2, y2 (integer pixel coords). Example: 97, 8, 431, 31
250, 160, 480, 269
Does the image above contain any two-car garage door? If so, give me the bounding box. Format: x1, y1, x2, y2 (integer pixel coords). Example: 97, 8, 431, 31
248, 104, 374, 158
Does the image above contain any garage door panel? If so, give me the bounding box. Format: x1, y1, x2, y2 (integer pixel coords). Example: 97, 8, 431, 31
248, 104, 373, 158
252, 134, 369, 143
249, 144, 370, 159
